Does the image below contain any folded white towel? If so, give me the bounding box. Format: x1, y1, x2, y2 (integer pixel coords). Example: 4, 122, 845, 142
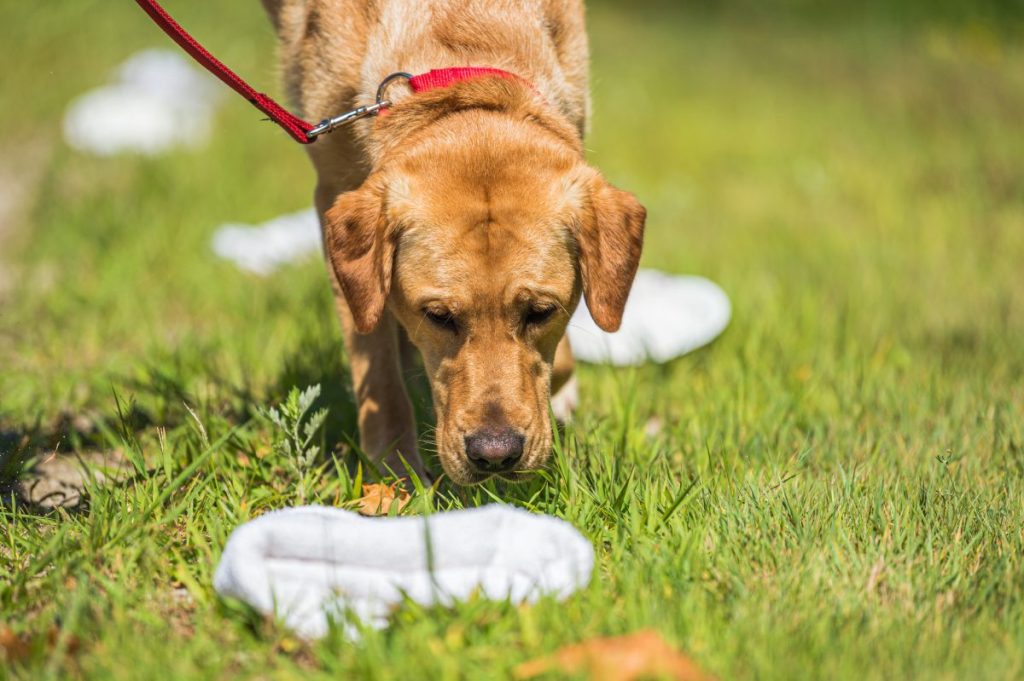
567, 270, 731, 366
213, 505, 594, 639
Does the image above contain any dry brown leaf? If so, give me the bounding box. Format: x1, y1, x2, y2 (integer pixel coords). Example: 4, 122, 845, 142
355, 482, 410, 516
514, 630, 715, 681
0, 627, 29, 664
0, 625, 80, 665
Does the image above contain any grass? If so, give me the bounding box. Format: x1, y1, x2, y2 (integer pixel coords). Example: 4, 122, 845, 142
2, 1, 1024, 679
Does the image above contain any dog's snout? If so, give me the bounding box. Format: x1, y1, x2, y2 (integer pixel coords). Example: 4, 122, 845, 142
464, 427, 524, 472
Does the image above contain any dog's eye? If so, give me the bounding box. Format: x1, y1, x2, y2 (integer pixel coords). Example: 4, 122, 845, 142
424, 308, 458, 333
524, 305, 557, 327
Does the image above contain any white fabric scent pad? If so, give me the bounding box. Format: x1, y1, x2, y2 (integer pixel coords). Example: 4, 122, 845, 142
568, 270, 731, 366
210, 208, 321, 275
213, 505, 594, 639
63, 49, 221, 156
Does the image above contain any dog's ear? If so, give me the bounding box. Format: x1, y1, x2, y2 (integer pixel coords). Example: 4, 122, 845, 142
573, 170, 646, 332
323, 174, 396, 334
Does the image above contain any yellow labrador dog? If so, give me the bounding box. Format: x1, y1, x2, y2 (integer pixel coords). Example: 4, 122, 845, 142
262, 0, 645, 484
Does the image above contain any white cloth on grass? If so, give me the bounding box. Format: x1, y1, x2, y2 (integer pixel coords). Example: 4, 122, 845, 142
63, 49, 221, 156
567, 270, 731, 366
210, 208, 322, 275
213, 504, 594, 639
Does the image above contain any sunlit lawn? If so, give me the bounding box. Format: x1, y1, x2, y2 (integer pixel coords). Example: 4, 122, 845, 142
1, 2, 1023, 679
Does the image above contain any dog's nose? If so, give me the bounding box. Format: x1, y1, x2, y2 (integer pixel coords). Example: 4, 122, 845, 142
464, 427, 524, 472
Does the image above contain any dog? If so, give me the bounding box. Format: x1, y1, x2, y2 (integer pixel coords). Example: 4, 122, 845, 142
261, 0, 645, 484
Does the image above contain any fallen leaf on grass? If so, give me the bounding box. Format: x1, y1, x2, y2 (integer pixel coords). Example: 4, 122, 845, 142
514, 629, 715, 681
355, 482, 410, 516
0, 627, 29, 664
0, 625, 80, 665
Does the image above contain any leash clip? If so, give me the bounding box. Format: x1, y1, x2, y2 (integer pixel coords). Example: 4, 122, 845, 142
307, 72, 413, 140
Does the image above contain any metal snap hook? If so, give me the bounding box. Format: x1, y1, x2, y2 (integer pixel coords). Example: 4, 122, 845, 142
306, 72, 413, 140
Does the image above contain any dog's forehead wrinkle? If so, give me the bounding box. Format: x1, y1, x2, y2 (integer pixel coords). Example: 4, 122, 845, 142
513, 283, 564, 303
401, 221, 575, 311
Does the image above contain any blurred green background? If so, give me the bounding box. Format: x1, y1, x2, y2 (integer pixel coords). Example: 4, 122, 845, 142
1, 1, 1023, 679
1, 0, 1022, 420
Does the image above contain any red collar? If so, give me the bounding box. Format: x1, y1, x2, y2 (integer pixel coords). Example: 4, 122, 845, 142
135, 0, 525, 145
407, 67, 522, 92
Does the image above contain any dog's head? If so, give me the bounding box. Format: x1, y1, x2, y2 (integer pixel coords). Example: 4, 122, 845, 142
323, 79, 645, 484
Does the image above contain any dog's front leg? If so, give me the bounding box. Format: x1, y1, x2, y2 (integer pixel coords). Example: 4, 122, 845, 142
550, 335, 578, 424
315, 178, 425, 481
331, 278, 424, 479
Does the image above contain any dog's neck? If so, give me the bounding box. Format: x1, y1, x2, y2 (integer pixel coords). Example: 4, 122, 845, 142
362, 75, 583, 168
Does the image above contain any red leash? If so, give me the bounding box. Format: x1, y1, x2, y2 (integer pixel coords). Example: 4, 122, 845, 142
134, 0, 522, 144
134, 0, 314, 143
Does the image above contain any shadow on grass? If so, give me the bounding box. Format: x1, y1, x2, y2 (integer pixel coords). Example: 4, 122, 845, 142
271, 338, 360, 453
0, 404, 152, 515
0, 319, 449, 511
272, 324, 440, 479
0, 398, 150, 502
